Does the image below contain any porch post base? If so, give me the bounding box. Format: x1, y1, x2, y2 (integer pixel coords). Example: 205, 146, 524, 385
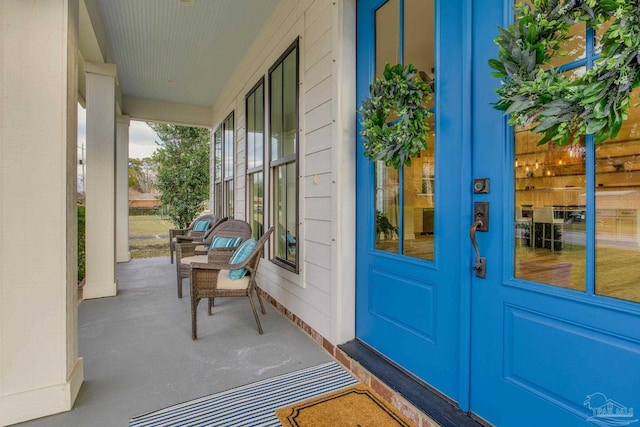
82, 280, 118, 299
0, 357, 83, 426
117, 251, 131, 263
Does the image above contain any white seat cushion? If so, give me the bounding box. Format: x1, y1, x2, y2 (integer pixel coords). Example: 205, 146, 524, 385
195, 245, 207, 252
180, 255, 208, 265
217, 270, 250, 290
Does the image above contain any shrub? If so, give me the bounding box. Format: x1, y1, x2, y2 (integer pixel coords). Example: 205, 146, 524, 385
148, 123, 210, 228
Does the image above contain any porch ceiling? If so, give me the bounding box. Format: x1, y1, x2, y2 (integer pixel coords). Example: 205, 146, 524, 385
80, 0, 280, 125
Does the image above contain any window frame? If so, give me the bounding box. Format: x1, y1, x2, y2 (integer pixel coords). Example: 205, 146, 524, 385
245, 77, 266, 242
268, 38, 300, 273
223, 112, 235, 218
213, 111, 235, 218
213, 126, 223, 217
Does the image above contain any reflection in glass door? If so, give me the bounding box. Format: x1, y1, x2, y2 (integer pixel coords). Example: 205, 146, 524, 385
514, 125, 587, 291
512, 10, 640, 302
595, 89, 640, 302
373, 0, 436, 261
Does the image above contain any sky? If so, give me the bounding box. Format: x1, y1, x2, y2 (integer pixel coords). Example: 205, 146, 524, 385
77, 105, 160, 160
77, 105, 160, 191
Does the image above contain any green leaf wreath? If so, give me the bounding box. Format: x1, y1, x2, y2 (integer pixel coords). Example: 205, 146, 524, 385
360, 63, 433, 169
489, 0, 640, 146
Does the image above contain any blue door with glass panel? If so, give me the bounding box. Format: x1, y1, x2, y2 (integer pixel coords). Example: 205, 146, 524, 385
357, 0, 640, 425
355, 0, 468, 402
470, 1, 640, 425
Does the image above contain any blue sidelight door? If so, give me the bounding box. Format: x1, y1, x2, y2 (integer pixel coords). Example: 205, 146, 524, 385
355, 0, 469, 402
470, 1, 640, 425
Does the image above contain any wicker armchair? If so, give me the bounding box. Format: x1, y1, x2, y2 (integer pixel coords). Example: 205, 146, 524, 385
175, 219, 252, 298
190, 227, 274, 339
176, 217, 228, 246
188, 218, 235, 256
168, 213, 218, 264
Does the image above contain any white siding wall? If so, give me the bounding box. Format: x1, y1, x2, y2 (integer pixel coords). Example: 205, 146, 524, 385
210, 0, 356, 344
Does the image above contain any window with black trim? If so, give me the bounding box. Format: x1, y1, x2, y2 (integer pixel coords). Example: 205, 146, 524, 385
246, 79, 265, 240
223, 113, 234, 217
269, 39, 299, 271
213, 112, 235, 217
213, 126, 223, 216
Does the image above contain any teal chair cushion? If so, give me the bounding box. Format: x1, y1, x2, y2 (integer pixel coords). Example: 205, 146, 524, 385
228, 238, 257, 280
192, 220, 210, 232
211, 236, 242, 249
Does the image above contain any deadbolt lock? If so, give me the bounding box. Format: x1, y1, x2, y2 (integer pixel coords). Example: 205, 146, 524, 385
473, 178, 490, 194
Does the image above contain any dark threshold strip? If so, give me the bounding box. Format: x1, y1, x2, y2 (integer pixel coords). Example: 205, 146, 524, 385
339, 340, 488, 427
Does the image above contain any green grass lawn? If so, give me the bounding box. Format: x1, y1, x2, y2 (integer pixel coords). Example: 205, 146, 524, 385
130, 215, 174, 236
129, 214, 174, 259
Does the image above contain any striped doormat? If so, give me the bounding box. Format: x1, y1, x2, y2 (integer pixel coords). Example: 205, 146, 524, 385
129, 362, 357, 427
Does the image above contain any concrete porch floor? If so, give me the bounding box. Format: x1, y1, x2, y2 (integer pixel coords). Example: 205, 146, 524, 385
17, 257, 333, 427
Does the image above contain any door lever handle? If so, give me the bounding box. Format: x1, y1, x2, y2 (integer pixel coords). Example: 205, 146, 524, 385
470, 220, 486, 278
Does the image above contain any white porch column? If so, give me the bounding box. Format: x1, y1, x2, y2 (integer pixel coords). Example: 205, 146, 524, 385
84, 61, 118, 299
116, 115, 131, 262
0, 1, 83, 425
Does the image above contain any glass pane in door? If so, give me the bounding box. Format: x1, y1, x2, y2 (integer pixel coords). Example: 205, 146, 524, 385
375, 0, 399, 78
519, 1, 586, 69
402, 0, 435, 260
513, 126, 586, 291
403, 136, 434, 260
511, 10, 588, 290
373, 0, 400, 253
375, 164, 399, 253
595, 88, 640, 302
548, 22, 586, 68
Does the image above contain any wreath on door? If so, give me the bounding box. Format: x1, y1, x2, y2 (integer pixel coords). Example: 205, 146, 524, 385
489, 0, 640, 145
359, 63, 433, 169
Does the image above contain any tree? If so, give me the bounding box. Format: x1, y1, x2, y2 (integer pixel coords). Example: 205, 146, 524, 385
148, 123, 210, 228
128, 157, 156, 193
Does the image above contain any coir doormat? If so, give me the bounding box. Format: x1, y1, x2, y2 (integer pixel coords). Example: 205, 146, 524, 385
275, 383, 416, 427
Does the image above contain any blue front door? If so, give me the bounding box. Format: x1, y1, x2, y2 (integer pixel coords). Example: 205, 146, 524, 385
470, 1, 640, 425
355, 0, 469, 402
357, 0, 640, 425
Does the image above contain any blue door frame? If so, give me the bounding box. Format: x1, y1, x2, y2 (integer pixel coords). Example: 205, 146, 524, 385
356, 0, 640, 425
